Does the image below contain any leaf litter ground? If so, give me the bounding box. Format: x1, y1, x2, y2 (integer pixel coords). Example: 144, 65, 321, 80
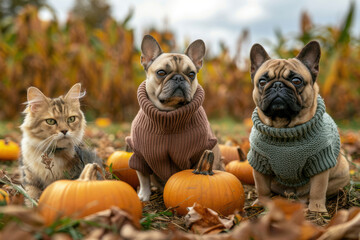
0, 120, 359, 236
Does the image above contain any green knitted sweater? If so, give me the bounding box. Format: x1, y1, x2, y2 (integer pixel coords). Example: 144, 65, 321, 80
248, 96, 340, 187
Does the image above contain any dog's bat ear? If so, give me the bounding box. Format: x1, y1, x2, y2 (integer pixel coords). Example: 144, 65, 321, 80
141, 35, 163, 70
250, 43, 270, 81
185, 39, 206, 72
296, 41, 321, 82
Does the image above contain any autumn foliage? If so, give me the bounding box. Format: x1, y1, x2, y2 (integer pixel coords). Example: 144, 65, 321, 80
0, 4, 359, 122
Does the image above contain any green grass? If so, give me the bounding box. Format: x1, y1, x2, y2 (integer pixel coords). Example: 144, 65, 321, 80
337, 118, 360, 130
209, 116, 250, 143
86, 121, 131, 134
0, 120, 21, 137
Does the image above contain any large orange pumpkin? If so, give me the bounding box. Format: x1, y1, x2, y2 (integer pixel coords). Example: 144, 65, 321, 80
225, 147, 255, 185
0, 189, 9, 204
164, 150, 245, 216
37, 163, 142, 225
106, 151, 139, 189
0, 139, 20, 161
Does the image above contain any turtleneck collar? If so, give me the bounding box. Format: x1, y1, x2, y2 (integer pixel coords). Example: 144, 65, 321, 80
137, 81, 205, 132
252, 96, 326, 139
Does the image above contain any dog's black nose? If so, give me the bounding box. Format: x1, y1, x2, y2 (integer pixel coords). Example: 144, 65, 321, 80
172, 74, 185, 83
272, 81, 284, 90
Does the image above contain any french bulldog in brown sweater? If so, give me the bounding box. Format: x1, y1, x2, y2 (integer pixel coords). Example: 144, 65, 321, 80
126, 35, 223, 201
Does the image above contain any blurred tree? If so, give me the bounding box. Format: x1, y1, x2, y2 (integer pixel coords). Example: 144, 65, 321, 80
70, 0, 112, 28
299, 11, 313, 44
0, 0, 55, 33
0, 0, 49, 19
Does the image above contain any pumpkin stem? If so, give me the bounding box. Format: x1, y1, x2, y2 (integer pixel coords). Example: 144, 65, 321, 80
78, 163, 105, 181
193, 150, 214, 175
237, 147, 246, 162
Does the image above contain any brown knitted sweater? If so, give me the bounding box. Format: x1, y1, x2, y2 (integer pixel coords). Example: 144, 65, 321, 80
126, 81, 217, 182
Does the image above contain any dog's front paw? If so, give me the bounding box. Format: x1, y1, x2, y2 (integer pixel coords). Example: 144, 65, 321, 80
252, 196, 270, 207
308, 200, 327, 213
252, 198, 263, 207
138, 188, 151, 202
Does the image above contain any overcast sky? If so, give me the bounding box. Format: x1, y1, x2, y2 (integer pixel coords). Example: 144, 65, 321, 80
40, 0, 359, 58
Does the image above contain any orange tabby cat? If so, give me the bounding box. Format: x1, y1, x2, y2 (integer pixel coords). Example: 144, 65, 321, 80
19, 83, 102, 206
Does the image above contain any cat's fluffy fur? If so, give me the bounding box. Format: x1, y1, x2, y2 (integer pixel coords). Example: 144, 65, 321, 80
20, 83, 102, 206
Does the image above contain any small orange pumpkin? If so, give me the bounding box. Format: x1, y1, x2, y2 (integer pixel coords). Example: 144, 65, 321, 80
95, 117, 112, 128
37, 163, 142, 225
0, 139, 20, 161
219, 144, 241, 165
107, 151, 139, 189
225, 147, 255, 185
0, 189, 9, 204
164, 150, 245, 216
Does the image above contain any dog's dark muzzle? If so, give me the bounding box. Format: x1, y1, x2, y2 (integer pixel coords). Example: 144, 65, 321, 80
158, 74, 192, 105
260, 81, 301, 119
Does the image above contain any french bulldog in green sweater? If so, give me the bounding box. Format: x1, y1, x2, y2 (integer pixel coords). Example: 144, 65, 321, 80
248, 41, 349, 213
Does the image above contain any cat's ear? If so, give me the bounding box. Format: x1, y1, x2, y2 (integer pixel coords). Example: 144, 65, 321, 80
64, 83, 85, 104
26, 87, 48, 113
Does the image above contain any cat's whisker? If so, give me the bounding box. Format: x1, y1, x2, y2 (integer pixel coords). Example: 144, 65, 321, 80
82, 137, 92, 148
49, 140, 58, 155
43, 137, 57, 155
30, 136, 55, 160
70, 139, 79, 150
33, 135, 53, 153
72, 135, 84, 146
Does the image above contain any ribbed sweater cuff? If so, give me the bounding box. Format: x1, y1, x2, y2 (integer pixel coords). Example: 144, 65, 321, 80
129, 153, 153, 174
126, 136, 153, 174
248, 149, 273, 175
304, 146, 338, 177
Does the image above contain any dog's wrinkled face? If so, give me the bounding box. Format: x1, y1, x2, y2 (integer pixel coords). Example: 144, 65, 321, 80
250, 41, 321, 128
140, 35, 205, 111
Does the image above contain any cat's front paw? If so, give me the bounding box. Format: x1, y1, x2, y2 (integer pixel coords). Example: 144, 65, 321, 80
138, 188, 151, 202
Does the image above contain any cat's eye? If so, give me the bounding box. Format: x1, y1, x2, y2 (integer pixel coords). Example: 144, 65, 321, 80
157, 70, 167, 77
67, 116, 76, 123
259, 79, 267, 87
46, 119, 57, 125
188, 72, 196, 80
292, 77, 303, 86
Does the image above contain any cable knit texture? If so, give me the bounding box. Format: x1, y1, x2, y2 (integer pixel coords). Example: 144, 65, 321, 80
126, 81, 217, 182
248, 96, 340, 187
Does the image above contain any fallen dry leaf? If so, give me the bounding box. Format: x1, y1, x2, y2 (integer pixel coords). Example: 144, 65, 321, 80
0, 205, 44, 240
231, 197, 322, 240
185, 202, 235, 234
0, 205, 44, 227
82, 206, 140, 239
318, 207, 360, 240
52, 233, 73, 240
0, 222, 35, 240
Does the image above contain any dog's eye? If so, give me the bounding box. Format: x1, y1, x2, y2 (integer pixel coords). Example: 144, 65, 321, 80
188, 72, 196, 80
259, 79, 267, 87
292, 78, 302, 85
157, 70, 167, 77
